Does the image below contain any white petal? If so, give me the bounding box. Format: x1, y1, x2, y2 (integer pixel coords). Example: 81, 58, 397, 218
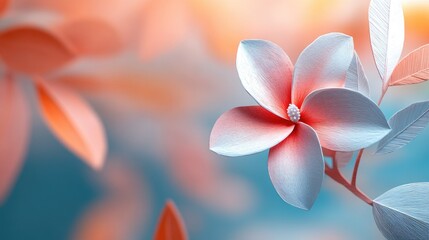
210, 106, 294, 157
292, 33, 354, 106
237, 40, 293, 118
301, 88, 390, 151
345, 51, 370, 97
268, 122, 324, 210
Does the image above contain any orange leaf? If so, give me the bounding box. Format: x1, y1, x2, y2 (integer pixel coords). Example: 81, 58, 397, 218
0, 0, 9, 16
60, 17, 122, 57
389, 44, 429, 86
36, 78, 106, 169
140, 0, 190, 60
0, 26, 75, 74
154, 200, 188, 240
0, 76, 30, 203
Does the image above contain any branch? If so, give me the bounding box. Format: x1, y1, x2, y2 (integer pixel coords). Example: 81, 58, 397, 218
351, 149, 364, 186
325, 159, 373, 205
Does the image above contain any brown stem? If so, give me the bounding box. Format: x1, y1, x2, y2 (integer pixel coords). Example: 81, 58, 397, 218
351, 149, 364, 186
325, 162, 373, 205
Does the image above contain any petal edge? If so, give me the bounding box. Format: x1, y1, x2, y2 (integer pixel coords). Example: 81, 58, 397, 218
210, 106, 294, 157
301, 88, 390, 151
237, 40, 293, 118
292, 33, 354, 106
268, 122, 324, 210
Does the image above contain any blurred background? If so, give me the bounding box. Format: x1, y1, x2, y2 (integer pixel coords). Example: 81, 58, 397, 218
0, 0, 429, 239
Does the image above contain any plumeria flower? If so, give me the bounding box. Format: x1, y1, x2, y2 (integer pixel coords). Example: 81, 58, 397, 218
210, 33, 390, 210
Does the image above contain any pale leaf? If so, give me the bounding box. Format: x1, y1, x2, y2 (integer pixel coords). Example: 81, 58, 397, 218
345, 51, 370, 97
389, 44, 429, 86
0, 26, 76, 74
36, 78, 106, 169
335, 151, 354, 168
377, 101, 429, 154
373, 182, 429, 240
0, 77, 30, 203
369, 0, 404, 82
322, 148, 354, 168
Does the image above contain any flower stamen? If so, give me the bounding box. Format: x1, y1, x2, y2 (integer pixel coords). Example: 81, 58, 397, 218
287, 104, 300, 123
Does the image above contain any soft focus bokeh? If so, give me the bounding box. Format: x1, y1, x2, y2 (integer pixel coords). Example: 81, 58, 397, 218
1, 0, 429, 239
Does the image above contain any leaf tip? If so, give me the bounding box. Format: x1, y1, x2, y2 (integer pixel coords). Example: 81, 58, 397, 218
154, 199, 188, 240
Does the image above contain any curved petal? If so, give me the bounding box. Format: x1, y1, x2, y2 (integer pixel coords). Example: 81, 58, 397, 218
0, 26, 75, 74
345, 51, 370, 97
210, 106, 294, 157
0, 77, 30, 203
301, 88, 390, 151
292, 33, 354, 107
36, 78, 107, 169
268, 122, 324, 210
236, 40, 293, 118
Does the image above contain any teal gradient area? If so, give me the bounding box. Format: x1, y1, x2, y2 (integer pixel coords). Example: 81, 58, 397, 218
1, 82, 429, 239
